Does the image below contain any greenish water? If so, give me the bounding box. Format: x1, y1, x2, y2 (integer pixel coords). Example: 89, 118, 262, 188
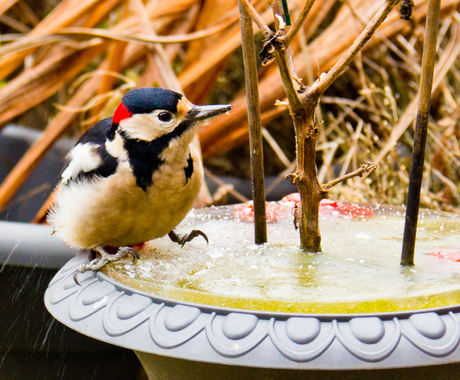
106, 203, 460, 314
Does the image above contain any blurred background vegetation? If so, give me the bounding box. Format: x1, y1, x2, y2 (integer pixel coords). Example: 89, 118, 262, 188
0, 0, 460, 221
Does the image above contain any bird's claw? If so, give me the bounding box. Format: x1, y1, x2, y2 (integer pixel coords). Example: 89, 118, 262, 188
110, 246, 139, 262
73, 257, 107, 285
181, 230, 209, 247
168, 229, 209, 247
73, 246, 139, 285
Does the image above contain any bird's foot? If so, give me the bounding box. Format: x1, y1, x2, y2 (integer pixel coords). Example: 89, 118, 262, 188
73, 245, 139, 285
168, 229, 209, 247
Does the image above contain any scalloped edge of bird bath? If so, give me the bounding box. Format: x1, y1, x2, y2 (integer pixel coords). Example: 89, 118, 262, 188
45, 254, 460, 372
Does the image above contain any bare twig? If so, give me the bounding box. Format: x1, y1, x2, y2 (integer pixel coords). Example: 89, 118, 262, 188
310, 0, 400, 97
322, 162, 377, 191
284, 0, 316, 47
270, 0, 305, 110
273, 47, 304, 111
244, 0, 399, 252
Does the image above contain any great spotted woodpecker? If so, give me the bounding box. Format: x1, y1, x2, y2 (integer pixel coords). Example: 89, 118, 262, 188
47, 87, 232, 283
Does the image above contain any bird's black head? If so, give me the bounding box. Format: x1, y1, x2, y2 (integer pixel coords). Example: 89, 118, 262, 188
108, 88, 182, 139
117, 88, 183, 120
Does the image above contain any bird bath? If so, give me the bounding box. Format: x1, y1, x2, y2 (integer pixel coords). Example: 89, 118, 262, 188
45, 202, 460, 379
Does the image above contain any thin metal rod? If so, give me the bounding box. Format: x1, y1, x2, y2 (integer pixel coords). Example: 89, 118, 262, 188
401, 0, 441, 266
238, 0, 267, 244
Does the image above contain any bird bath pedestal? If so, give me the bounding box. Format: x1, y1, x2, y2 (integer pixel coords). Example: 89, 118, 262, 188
45, 203, 460, 379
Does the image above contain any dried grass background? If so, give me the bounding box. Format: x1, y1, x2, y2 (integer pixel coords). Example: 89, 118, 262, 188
0, 0, 459, 218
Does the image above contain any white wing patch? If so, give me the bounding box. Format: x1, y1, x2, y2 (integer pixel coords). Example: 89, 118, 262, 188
62, 142, 101, 184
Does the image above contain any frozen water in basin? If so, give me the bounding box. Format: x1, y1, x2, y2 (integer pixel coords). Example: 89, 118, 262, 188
106, 203, 460, 313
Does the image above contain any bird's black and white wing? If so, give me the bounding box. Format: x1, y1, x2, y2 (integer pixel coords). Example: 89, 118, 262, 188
61, 118, 118, 185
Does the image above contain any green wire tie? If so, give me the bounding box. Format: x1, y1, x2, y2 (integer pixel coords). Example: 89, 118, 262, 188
281, 0, 292, 26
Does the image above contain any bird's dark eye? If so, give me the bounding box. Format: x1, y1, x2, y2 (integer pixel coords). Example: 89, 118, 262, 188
158, 112, 173, 122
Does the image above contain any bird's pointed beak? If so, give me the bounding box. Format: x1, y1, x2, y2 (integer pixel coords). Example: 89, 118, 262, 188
186, 104, 233, 122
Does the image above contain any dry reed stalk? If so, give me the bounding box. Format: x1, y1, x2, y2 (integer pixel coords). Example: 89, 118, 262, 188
0, 56, 112, 211
179, 6, 272, 93
16, 1, 40, 26
0, 0, 19, 17
0, 13, 30, 32
0, 0, 117, 79
301, 0, 338, 41
136, 8, 199, 87
182, 0, 238, 104
89, 41, 129, 119
184, 0, 239, 65
0, 0, 126, 127
130, 0, 181, 92
0, 0, 198, 80
88, 2, 131, 120
29, 0, 124, 70
0, 43, 107, 126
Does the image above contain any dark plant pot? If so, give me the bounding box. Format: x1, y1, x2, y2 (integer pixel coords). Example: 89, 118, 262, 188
45, 253, 460, 380
0, 222, 144, 380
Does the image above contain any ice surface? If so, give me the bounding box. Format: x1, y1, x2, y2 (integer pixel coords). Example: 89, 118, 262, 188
106, 203, 460, 314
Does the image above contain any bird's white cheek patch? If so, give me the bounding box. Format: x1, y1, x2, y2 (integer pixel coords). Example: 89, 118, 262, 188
62, 143, 101, 183
120, 113, 178, 141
